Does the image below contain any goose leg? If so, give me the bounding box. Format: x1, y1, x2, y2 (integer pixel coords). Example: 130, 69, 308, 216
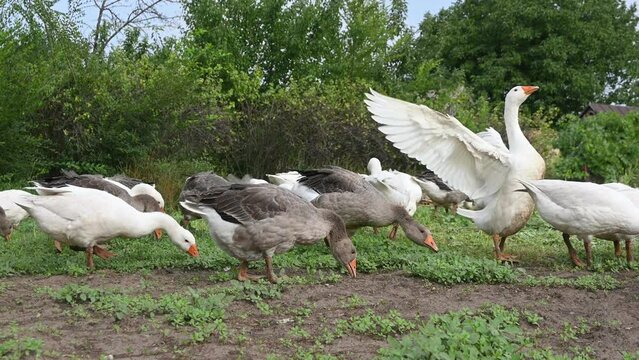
626, 240, 633, 264
562, 233, 584, 267
237, 260, 262, 282
451, 204, 458, 215
372, 227, 379, 235
499, 236, 508, 252
86, 246, 95, 270
614, 240, 622, 257
54, 240, 63, 253
583, 239, 593, 267
388, 224, 399, 240
493, 234, 518, 262
93, 245, 115, 260
264, 255, 278, 283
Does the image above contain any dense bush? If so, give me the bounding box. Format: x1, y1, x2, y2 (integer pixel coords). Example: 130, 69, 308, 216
552, 112, 639, 185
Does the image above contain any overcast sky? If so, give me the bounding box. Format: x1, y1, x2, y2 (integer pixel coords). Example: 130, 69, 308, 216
55, 0, 637, 44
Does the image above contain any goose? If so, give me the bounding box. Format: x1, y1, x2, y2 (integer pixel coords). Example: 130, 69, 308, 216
518, 179, 639, 266
226, 174, 269, 185
366, 86, 544, 261
365, 157, 422, 215
107, 174, 165, 211
0, 189, 35, 239
293, 166, 438, 252
266, 171, 318, 201
178, 171, 230, 226
180, 183, 357, 283
36, 172, 162, 213
364, 158, 423, 239
0, 207, 12, 240
413, 169, 468, 215
15, 186, 199, 269
35, 172, 164, 250
587, 183, 639, 265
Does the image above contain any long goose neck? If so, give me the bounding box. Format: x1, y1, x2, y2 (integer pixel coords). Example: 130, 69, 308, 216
504, 101, 530, 154
393, 206, 413, 228
123, 212, 173, 238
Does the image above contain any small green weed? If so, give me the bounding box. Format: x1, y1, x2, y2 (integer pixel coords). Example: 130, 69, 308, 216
0, 324, 44, 360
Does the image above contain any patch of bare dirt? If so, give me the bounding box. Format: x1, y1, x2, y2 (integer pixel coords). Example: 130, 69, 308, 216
1, 270, 638, 359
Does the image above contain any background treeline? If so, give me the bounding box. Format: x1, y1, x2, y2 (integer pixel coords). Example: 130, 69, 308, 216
1, 0, 639, 202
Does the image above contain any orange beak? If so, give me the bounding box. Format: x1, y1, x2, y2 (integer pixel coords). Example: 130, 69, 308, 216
154, 229, 163, 240
4, 232, 11, 241
188, 244, 199, 257
522, 85, 539, 95
424, 234, 438, 252
347, 258, 357, 278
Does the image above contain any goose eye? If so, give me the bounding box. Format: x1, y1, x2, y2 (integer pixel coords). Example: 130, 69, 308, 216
514, 89, 518, 92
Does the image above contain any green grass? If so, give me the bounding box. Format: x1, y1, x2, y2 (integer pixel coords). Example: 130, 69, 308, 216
378, 305, 597, 360
0, 207, 635, 281
2, 205, 635, 358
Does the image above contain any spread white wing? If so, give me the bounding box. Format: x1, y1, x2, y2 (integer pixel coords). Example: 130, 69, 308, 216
365, 90, 511, 200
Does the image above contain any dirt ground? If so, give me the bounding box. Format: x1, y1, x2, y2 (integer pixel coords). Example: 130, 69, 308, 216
1, 269, 638, 359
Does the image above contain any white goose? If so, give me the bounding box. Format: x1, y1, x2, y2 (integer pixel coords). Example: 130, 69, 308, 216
591, 183, 639, 265
365, 157, 422, 215
366, 86, 545, 261
0, 190, 35, 240
266, 171, 318, 201
519, 179, 639, 266
364, 158, 423, 238
16, 186, 199, 269
106, 174, 165, 210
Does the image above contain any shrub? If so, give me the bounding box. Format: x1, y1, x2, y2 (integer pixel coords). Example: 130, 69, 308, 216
552, 112, 639, 185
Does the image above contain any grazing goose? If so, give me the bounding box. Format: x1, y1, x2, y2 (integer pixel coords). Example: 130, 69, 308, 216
0, 207, 12, 240
364, 158, 423, 239
267, 171, 319, 202
589, 183, 639, 264
365, 157, 422, 216
366, 86, 544, 261
0, 189, 35, 239
414, 169, 468, 215
518, 179, 639, 266
294, 166, 438, 252
180, 183, 357, 283
226, 174, 269, 185
178, 171, 230, 226
16, 186, 198, 269
35, 172, 163, 250
36, 172, 161, 213
107, 174, 165, 211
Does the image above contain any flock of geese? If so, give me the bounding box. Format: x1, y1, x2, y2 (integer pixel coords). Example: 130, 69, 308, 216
1, 85, 639, 282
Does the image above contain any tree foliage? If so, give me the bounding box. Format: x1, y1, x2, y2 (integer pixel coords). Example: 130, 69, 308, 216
0, 0, 637, 187
553, 112, 639, 184
416, 0, 639, 112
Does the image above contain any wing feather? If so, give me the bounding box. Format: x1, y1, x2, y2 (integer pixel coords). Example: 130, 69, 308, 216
366, 90, 511, 200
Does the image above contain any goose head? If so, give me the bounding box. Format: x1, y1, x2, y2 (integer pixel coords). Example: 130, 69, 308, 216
505, 85, 539, 107
164, 220, 199, 257
324, 211, 357, 278
367, 157, 382, 175
0, 206, 13, 241
397, 210, 438, 252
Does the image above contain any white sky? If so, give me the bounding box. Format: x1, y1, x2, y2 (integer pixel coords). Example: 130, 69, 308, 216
54, 0, 637, 45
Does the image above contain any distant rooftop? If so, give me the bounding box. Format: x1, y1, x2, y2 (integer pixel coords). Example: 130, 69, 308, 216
579, 103, 639, 118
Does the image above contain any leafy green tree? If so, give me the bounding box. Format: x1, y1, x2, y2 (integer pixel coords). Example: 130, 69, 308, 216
183, 0, 412, 90
416, 0, 639, 112
553, 112, 639, 184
